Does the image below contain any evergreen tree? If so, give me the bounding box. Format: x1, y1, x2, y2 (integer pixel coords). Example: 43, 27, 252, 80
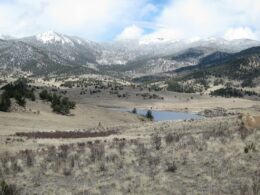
0, 92, 11, 112
132, 108, 137, 114
146, 110, 154, 120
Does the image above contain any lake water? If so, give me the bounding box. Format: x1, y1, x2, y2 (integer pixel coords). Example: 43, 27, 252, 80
112, 108, 202, 122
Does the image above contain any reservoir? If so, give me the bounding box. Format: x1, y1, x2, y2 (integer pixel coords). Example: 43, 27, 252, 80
112, 108, 202, 122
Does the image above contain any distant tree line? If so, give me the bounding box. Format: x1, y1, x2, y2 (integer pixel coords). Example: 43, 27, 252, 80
210, 87, 258, 98
39, 90, 76, 115
241, 79, 256, 88
167, 81, 197, 93
0, 79, 35, 112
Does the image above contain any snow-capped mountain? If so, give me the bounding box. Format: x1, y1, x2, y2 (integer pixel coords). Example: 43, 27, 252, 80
19, 32, 101, 71
0, 32, 101, 74
0, 31, 260, 76
36, 31, 75, 45
97, 36, 260, 67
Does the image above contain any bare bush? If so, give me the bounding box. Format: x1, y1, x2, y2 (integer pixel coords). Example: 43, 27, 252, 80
77, 142, 86, 153
252, 170, 260, 195
135, 143, 147, 156
0, 180, 19, 195
63, 167, 72, 176
165, 133, 174, 145
90, 144, 105, 162
70, 156, 75, 169
46, 146, 56, 162
118, 141, 126, 155
244, 143, 256, 153
0, 152, 11, 175
148, 155, 161, 179
239, 184, 250, 195
32, 173, 41, 187
98, 162, 106, 172
11, 159, 22, 173
148, 155, 160, 168
151, 134, 161, 150
58, 144, 69, 159
106, 153, 119, 163
20, 149, 34, 167
165, 133, 181, 145
238, 123, 253, 140
166, 161, 177, 173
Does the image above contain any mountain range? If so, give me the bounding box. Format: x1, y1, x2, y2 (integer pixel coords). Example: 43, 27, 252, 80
175, 46, 260, 81
0, 31, 260, 77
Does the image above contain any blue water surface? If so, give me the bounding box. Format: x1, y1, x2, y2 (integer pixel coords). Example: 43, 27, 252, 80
113, 108, 202, 122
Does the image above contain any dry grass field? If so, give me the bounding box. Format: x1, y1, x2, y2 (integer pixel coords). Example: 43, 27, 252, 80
0, 115, 259, 194
0, 76, 259, 194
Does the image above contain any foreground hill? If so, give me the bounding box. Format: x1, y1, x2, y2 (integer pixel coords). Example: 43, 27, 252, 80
0, 114, 259, 194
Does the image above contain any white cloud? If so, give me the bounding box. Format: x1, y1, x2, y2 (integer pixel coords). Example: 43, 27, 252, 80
117, 25, 144, 40
147, 0, 260, 40
154, 0, 226, 39
0, 0, 147, 40
224, 27, 258, 40
1, 0, 260, 40
140, 28, 182, 43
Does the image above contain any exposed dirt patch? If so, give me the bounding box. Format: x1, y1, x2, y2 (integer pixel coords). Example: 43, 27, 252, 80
242, 114, 260, 128
253, 116, 260, 128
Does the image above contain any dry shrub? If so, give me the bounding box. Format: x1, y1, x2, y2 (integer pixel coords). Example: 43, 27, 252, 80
32, 173, 41, 187
239, 184, 250, 195
58, 144, 70, 159
165, 133, 181, 145
118, 141, 126, 155
63, 167, 72, 176
244, 143, 256, 153
0, 152, 11, 175
106, 153, 119, 163
46, 146, 56, 162
135, 143, 147, 156
0, 180, 19, 195
70, 156, 76, 169
98, 162, 106, 172
19, 149, 34, 167
238, 123, 253, 140
90, 144, 105, 162
166, 161, 177, 173
77, 142, 86, 148
77, 142, 86, 153
252, 170, 260, 195
148, 155, 160, 168
148, 155, 161, 179
151, 134, 161, 150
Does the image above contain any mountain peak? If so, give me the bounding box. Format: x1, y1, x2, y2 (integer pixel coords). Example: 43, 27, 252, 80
36, 31, 74, 45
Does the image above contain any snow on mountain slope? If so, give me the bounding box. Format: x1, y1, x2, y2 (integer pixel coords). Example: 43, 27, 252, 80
36, 31, 74, 45
0, 34, 14, 40
126, 58, 195, 77
0, 31, 260, 76
20, 32, 99, 66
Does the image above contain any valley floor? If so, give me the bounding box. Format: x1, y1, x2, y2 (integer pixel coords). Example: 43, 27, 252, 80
0, 77, 259, 195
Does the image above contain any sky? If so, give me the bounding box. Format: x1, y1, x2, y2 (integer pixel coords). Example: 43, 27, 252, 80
0, 0, 260, 41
